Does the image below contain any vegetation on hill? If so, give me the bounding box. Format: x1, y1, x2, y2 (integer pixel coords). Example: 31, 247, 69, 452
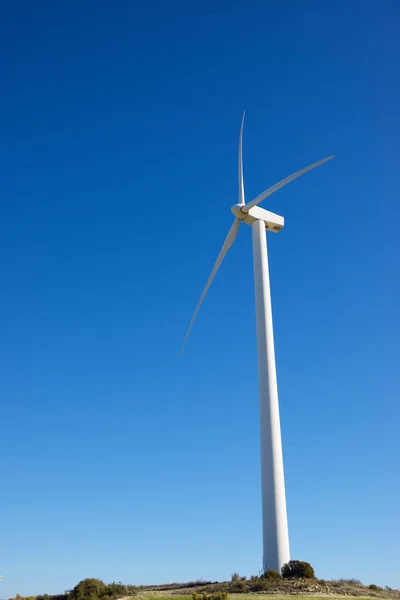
9, 579, 137, 600
7, 565, 399, 600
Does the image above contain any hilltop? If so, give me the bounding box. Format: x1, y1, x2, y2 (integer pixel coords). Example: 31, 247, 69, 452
8, 575, 400, 600
131, 577, 398, 598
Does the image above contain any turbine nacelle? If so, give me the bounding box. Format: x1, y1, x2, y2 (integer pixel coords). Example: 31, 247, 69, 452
231, 204, 284, 232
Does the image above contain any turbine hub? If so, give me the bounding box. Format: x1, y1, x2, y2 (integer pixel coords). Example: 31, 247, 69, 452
231, 204, 247, 219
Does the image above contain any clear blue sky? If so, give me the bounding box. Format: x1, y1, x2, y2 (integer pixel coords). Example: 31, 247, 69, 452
1, 0, 399, 597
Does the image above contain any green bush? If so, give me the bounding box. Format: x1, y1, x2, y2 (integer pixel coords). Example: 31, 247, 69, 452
70, 579, 107, 600
69, 579, 134, 600
262, 569, 281, 579
281, 560, 315, 579
369, 585, 379, 591
231, 573, 240, 582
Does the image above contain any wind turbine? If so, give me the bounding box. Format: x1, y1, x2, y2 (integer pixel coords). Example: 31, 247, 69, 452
181, 113, 334, 573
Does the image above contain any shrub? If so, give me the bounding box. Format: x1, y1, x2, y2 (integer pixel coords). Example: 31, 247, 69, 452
330, 578, 361, 587
281, 560, 315, 579
251, 580, 266, 592
104, 583, 128, 598
231, 573, 240, 582
124, 586, 137, 596
192, 592, 227, 600
251, 579, 278, 592
203, 584, 228, 594
70, 579, 107, 600
232, 581, 245, 591
262, 569, 281, 579
369, 585, 379, 591
36, 595, 67, 600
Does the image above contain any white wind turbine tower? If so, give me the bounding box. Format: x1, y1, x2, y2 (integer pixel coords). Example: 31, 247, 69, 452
181, 113, 334, 573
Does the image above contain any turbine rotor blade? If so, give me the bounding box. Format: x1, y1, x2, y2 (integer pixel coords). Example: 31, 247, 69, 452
243, 155, 334, 212
238, 111, 246, 205
181, 218, 241, 353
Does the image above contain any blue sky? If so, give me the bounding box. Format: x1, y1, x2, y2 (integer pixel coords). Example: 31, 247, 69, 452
1, 0, 399, 596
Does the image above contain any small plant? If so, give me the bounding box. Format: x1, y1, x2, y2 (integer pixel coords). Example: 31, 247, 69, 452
369, 584, 379, 591
281, 560, 315, 579
231, 573, 240, 582
212, 593, 228, 600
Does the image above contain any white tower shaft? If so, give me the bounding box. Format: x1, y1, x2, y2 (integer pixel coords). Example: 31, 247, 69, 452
252, 218, 290, 573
